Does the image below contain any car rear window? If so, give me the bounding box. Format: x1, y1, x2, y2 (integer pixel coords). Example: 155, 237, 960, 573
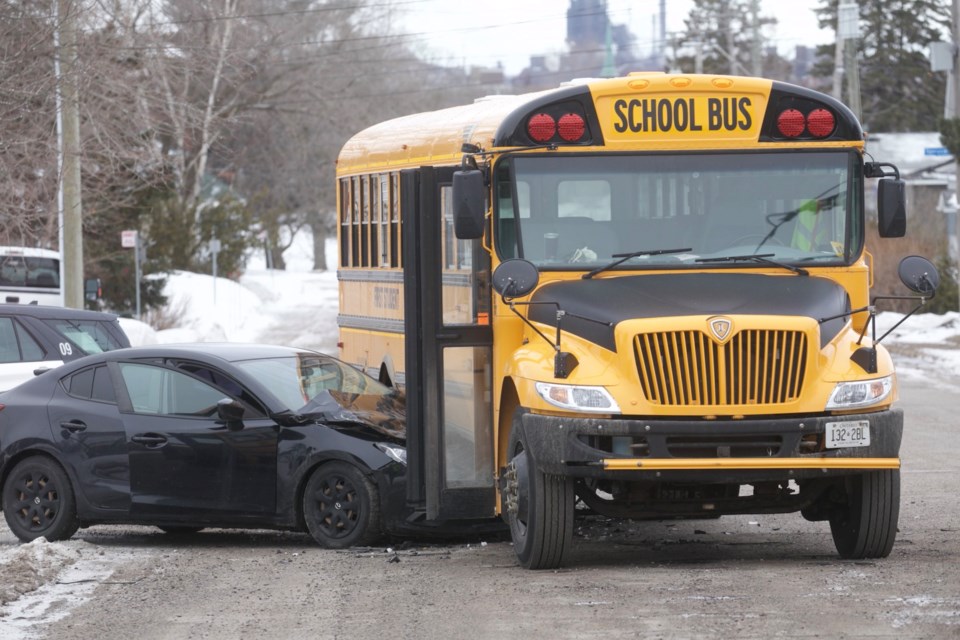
42, 319, 124, 354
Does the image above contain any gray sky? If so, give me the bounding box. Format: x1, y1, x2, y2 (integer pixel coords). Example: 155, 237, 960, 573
398, 0, 829, 75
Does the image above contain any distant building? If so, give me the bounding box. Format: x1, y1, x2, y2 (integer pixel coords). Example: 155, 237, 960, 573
515, 0, 657, 90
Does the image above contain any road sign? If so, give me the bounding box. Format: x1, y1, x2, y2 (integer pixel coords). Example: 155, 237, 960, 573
121, 230, 138, 248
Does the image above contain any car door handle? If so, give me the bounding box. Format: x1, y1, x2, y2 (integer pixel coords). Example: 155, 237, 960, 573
131, 434, 167, 447
435, 332, 460, 340
59, 420, 87, 433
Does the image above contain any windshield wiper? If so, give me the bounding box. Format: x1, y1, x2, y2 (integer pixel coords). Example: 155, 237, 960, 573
583, 247, 692, 279
755, 186, 842, 252
695, 253, 809, 276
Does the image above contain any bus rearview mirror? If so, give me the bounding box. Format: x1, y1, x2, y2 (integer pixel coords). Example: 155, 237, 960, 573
452, 170, 486, 240
877, 178, 906, 238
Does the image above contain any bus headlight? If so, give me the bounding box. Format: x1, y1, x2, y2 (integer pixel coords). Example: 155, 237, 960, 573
535, 382, 621, 413
826, 375, 893, 410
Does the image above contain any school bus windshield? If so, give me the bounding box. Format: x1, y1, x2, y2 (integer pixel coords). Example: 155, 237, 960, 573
494, 150, 860, 270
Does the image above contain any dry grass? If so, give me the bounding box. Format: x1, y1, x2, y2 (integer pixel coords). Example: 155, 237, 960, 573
866, 185, 957, 314
141, 297, 189, 331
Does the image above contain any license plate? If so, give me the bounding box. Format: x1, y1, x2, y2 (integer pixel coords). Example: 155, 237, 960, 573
825, 420, 871, 449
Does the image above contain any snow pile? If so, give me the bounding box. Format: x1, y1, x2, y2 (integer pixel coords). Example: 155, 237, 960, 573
118, 233, 340, 354
0, 538, 81, 606
0, 537, 149, 638
875, 311, 960, 379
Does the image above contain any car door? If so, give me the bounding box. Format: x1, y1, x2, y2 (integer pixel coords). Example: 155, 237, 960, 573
114, 360, 278, 523
0, 316, 63, 392
46, 363, 130, 513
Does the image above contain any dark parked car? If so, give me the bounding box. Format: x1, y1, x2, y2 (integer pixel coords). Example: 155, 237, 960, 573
0, 303, 131, 392
0, 344, 409, 547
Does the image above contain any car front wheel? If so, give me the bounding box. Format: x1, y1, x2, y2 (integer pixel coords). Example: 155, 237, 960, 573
2, 456, 80, 542
303, 461, 381, 549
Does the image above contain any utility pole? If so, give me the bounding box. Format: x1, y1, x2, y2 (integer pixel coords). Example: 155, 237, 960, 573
838, 0, 862, 121
723, 1, 737, 75
832, 34, 844, 99
750, 0, 762, 77
57, 0, 83, 309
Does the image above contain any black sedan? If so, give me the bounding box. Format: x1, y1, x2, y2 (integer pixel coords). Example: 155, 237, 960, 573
0, 344, 409, 548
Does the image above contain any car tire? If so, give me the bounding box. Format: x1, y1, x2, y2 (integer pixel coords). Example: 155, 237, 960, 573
829, 469, 900, 559
505, 414, 574, 570
303, 461, 381, 549
2, 456, 80, 543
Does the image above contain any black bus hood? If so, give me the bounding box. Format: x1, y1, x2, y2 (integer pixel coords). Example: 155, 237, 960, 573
527, 272, 850, 352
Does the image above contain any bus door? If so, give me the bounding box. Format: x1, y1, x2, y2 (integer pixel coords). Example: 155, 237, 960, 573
402, 167, 495, 521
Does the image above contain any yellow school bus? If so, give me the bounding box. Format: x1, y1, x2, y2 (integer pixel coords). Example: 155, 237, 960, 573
336, 73, 939, 569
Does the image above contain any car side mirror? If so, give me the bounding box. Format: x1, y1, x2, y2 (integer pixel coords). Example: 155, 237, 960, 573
217, 398, 245, 430
877, 178, 906, 238
452, 169, 486, 239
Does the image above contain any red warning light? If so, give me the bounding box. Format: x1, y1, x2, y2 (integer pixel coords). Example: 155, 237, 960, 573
777, 109, 805, 138
806, 109, 835, 138
557, 113, 586, 142
527, 113, 556, 142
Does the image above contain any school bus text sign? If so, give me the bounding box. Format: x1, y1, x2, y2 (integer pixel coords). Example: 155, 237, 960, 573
597, 92, 768, 143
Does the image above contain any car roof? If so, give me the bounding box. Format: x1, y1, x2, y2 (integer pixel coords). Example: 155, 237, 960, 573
0, 303, 120, 321
101, 343, 320, 363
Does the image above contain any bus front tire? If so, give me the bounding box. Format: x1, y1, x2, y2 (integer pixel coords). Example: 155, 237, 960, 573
506, 422, 574, 570
829, 469, 899, 559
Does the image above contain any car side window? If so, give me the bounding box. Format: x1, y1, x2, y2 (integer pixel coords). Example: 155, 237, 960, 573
174, 362, 266, 417
65, 365, 117, 403
0, 317, 46, 363
119, 362, 227, 417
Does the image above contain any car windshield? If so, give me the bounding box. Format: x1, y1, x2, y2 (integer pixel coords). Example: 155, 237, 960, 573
235, 354, 393, 414
494, 150, 860, 271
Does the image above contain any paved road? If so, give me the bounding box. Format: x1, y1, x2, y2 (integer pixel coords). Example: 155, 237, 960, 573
1, 376, 958, 639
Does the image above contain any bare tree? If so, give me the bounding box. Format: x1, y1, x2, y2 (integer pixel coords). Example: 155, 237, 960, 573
0, 2, 60, 246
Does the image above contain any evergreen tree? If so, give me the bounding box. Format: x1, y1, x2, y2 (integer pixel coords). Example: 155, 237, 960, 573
812, 0, 951, 132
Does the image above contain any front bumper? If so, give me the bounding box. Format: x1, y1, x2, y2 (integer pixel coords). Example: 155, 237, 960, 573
517, 409, 903, 483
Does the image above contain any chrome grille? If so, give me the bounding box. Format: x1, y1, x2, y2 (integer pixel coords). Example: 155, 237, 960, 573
634, 329, 807, 406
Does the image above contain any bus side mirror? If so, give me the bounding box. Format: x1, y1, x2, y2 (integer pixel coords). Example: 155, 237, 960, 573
898, 255, 939, 296
452, 169, 486, 240
877, 178, 906, 238
492, 259, 539, 299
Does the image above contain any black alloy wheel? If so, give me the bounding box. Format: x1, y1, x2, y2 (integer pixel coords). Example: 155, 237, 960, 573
303, 461, 381, 548
2, 456, 80, 542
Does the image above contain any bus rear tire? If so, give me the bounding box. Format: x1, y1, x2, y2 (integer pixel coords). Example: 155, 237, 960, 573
829, 470, 899, 559
506, 419, 574, 570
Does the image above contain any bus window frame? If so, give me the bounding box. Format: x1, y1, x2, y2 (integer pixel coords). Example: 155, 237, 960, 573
491, 148, 864, 271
